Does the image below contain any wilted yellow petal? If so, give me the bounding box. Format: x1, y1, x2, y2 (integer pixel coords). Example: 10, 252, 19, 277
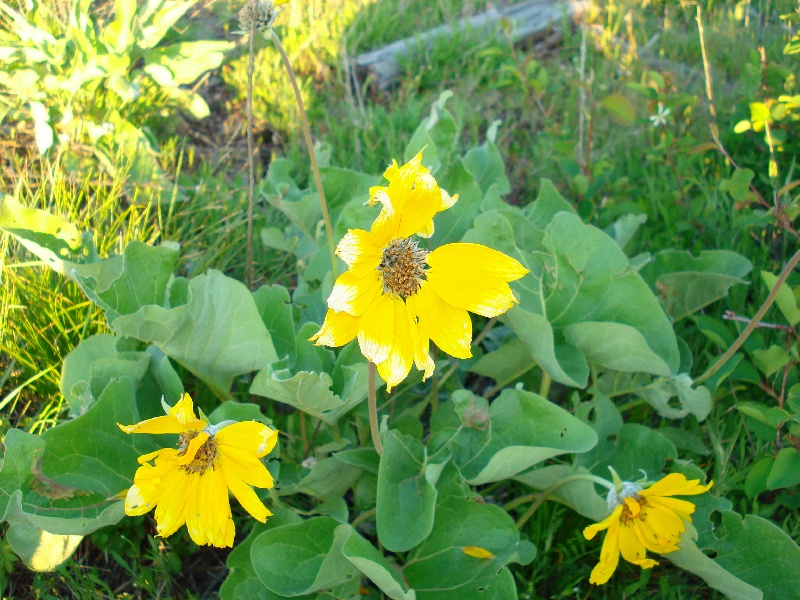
328, 270, 382, 316
311, 308, 360, 348
462, 546, 495, 559
358, 293, 395, 365
376, 297, 414, 391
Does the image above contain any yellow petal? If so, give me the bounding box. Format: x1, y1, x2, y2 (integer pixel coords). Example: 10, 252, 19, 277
584, 505, 623, 540
175, 431, 210, 466
328, 270, 382, 316
153, 468, 191, 538
117, 415, 192, 436
376, 297, 414, 391
647, 496, 697, 524
634, 510, 681, 554
589, 519, 621, 585
425, 244, 527, 318
370, 165, 442, 244
171, 393, 207, 426
462, 546, 495, 559
405, 295, 435, 380
336, 229, 383, 278
185, 469, 231, 547
216, 422, 279, 458
624, 496, 642, 518
218, 446, 275, 489
409, 283, 472, 360
427, 243, 528, 282
125, 483, 159, 516
641, 473, 713, 498
311, 308, 360, 347
358, 292, 395, 364
618, 523, 650, 565
222, 463, 272, 523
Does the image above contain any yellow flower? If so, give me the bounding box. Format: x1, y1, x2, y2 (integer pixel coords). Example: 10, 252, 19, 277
583, 473, 713, 585
118, 393, 279, 548
311, 151, 529, 390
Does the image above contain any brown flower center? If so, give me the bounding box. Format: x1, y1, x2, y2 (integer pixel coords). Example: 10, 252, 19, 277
378, 238, 429, 298
178, 431, 218, 475
619, 496, 647, 525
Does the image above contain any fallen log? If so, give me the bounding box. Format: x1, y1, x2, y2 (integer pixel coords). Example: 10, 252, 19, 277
353, 0, 590, 91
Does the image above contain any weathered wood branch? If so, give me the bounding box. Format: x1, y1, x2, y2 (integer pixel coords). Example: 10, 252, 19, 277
353, 0, 590, 90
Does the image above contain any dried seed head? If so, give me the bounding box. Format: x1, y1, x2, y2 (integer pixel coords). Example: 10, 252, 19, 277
379, 237, 429, 298
238, 0, 282, 34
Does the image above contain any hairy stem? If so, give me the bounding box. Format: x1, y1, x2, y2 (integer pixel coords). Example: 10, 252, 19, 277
695, 248, 800, 386
245, 21, 256, 288
271, 29, 338, 277
368, 362, 382, 455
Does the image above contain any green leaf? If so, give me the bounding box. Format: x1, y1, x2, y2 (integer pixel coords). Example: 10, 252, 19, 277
251, 517, 360, 596
340, 527, 416, 600
429, 389, 597, 485
668, 533, 763, 600
579, 423, 677, 481
6, 522, 83, 572
635, 374, 713, 421
600, 94, 637, 126
604, 213, 648, 250
507, 210, 679, 387
376, 430, 440, 552
0, 378, 154, 537
403, 495, 535, 599
429, 158, 483, 247
564, 321, 672, 376
295, 458, 364, 501
514, 465, 607, 521
752, 345, 791, 378
468, 338, 535, 387
699, 511, 800, 599
405, 91, 457, 174
319, 166, 379, 217
251, 365, 364, 426
142, 41, 234, 85
761, 271, 800, 325
73, 241, 181, 323
220, 509, 307, 600
640, 250, 752, 321
113, 270, 277, 398
766, 447, 800, 490
0, 195, 83, 272
719, 169, 755, 203
461, 120, 510, 195
502, 308, 588, 387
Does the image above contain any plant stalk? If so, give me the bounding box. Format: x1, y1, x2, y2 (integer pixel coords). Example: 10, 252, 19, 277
695, 248, 800, 386
271, 29, 338, 277
368, 362, 382, 455
245, 20, 257, 289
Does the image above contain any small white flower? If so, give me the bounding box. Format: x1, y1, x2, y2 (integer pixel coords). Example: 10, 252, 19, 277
649, 102, 671, 127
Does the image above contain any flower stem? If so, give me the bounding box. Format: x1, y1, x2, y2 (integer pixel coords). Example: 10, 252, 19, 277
245, 20, 257, 289
513, 474, 613, 529
368, 362, 382, 455
271, 29, 338, 278
694, 247, 800, 386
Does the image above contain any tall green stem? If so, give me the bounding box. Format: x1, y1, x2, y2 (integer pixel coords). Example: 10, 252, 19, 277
695, 248, 800, 386
368, 362, 382, 455
271, 29, 338, 277
245, 21, 256, 288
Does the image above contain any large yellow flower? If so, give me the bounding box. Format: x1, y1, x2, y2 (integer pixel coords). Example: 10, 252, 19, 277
311, 151, 529, 390
118, 394, 279, 548
583, 473, 713, 585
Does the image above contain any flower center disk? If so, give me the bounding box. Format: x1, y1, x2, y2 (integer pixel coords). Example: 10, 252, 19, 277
378, 238, 428, 298
179, 432, 218, 475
